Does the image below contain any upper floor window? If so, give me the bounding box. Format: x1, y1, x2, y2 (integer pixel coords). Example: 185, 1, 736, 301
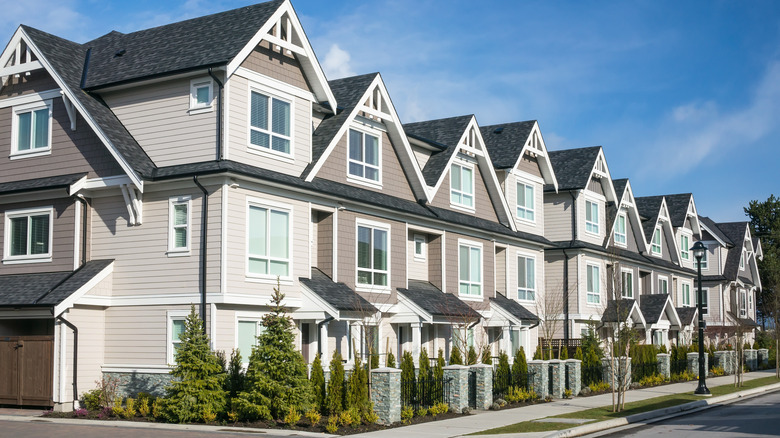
586, 264, 600, 304
651, 227, 662, 256
250, 90, 291, 155
517, 254, 535, 301
695, 247, 709, 270
681, 282, 691, 306
621, 269, 633, 298
413, 234, 426, 261
247, 202, 290, 278
168, 196, 191, 254
450, 163, 474, 209
357, 222, 389, 288
458, 241, 482, 297
697, 287, 709, 315
740, 249, 745, 270
657, 276, 668, 294
12, 101, 52, 157
189, 78, 213, 113
4, 207, 52, 262
614, 214, 627, 246
739, 290, 747, 317
516, 182, 534, 221
348, 128, 380, 183
585, 200, 599, 234
680, 234, 690, 261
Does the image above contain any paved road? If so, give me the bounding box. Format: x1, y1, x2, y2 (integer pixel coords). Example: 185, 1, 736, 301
598, 390, 780, 438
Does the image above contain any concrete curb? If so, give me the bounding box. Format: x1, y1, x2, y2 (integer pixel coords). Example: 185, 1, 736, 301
0, 414, 337, 437
544, 381, 780, 438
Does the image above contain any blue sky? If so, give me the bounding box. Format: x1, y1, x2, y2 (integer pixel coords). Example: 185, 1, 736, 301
3, 0, 779, 222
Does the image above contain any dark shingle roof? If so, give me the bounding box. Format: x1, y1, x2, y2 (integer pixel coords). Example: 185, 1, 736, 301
601, 299, 637, 323
639, 293, 670, 324
664, 194, 693, 228
552, 240, 697, 276
479, 121, 536, 170
698, 216, 733, 246
403, 115, 473, 186
0, 260, 113, 307
676, 307, 697, 325
490, 293, 539, 322
612, 179, 629, 202
397, 281, 480, 319
299, 268, 377, 313
717, 222, 749, 280
635, 196, 664, 242
0, 173, 86, 195
546, 146, 601, 191
23, 26, 156, 178
81, 1, 284, 89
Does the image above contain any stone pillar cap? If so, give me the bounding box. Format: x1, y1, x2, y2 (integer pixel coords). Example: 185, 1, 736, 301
469, 363, 493, 368
528, 360, 547, 364
565, 359, 582, 363
443, 364, 469, 370
371, 367, 402, 373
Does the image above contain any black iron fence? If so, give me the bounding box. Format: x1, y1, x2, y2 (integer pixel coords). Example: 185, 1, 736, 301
492, 370, 535, 400
581, 362, 604, 387
400, 376, 450, 410
670, 359, 688, 376
631, 361, 658, 381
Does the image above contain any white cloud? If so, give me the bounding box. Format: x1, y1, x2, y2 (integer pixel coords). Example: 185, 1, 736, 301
0, 0, 88, 43
321, 44, 355, 80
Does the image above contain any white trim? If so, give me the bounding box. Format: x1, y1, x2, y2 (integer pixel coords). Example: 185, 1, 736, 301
657, 275, 669, 295
413, 234, 426, 261
450, 160, 476, 211
680, 280, 693, 307
584, 198, 600, 236
245, 196, 294, 281
620, 268, 634, 299
10, 99, 53, 158
515, 179, 536, 224
3, 206, 53, 264
585, 262, 601, 306
102, 364, 172, 374
457, 238, 483, 299
247, 81, 295, 159
166, 310, 190, 365
346, 125, 383, 188
516, 250, 536, 302
82, 175, 134, 189
55, 261, 114, 315
679, 231, 692, 262
167, 195, 192, 255
235, 67, 315, 102
651, 226, 663, 256
188, 77, 214, 114
0, 88, 60, 108
614, 213, 627, 247
355, 217, 391, 293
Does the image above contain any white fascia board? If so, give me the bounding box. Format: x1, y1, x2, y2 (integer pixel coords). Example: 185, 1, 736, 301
67, 175, 88, 196
591, 148, 618, 203
54, 261, 114, 315
489, 301, 523, 326
471, 121, 516, 231
511, 121, 558, 191
18, 29, 144, 191
428, 116, 477, 200
699, 220, 729, 248
395, 292, 432, 323
299, 282, 340, 320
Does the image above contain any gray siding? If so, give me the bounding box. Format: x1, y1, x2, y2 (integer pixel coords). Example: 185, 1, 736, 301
240, 40, 313, 93
430, 161, 499, 223
0, 70, 57, 97
543, 193, 573, 242
407, 231, 428, 281
315, 211, 333, 278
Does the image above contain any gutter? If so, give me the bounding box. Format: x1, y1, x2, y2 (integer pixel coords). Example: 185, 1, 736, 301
317, 316, 335, 356
194, 176, 209, 332
207, 68, 224, 161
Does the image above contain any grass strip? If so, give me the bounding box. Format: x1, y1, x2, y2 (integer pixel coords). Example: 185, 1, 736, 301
471, 376, 780, 435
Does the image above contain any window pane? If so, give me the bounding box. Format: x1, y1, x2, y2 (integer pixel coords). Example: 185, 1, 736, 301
459, 246, 469, 281
463, 193, 473, 208
251, 130, 270, 148
249, 257, 268, 275
374, 272, 387, 286
17, 112, 31, 151
527, 258, 535, 289
357, 226, 371, 269
587, 266, 593, 292
373, 229, 387, 270
250, 92, 268, 130
462, 167, 473, 194
518, 257, 526, 288
174, 228, 187, 248
269, 260, 289, 277
349, 162, 363, 178
349, 130, 363, 161
33, 109, 48, 149
586, 202, 593, 222
471, 284, 481, 296
451, 165, 461, 191
525, 185, 534, 208
172, 320, 186, 341
269, 210, 288, 258
271, 137, 290, 153
271, 99, 290, 136
30, 214, 49, 255
357, 270, 372, 284
10, 217, 27, 256
470, 247, 481, 282
196, 86, 210, 105
238, 321, 258, 358
364, 134, 379, 166
248, 206, 267, 257
173, 203, 188, 226
364, 166, 378, 181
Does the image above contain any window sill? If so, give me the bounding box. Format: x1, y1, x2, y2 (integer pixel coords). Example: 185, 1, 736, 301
188, 105, 214, 115
614, 240, 627, 248
245, 275, 295, 286
450, 203, 476, 214
413, 256, 426, 262
346, 175, 382, 190
356, 285, 391, 294
166, 250, 191, 258
458, 294, 483, 302
584, 229, 600, 237
247, 145, 295, 164
3, 256, 52, 265
10, 148, 52, 160
650, 252, 662, 258
516, 217, 536, 225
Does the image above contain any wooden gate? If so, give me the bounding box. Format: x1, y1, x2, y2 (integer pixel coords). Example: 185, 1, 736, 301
0, 336, 54, 407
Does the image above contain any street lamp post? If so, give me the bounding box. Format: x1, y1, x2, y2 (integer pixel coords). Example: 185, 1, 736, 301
692, 241, 711, 396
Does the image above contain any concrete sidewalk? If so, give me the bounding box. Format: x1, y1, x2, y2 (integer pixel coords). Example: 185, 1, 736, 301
349, 369, 778, 438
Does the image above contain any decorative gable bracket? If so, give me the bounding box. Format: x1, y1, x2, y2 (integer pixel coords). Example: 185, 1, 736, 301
120, 184, 143, 226
0, 37, 44, 87
262, 12, 307, 59
60, 91, 77, 131
359, 86, 393, 122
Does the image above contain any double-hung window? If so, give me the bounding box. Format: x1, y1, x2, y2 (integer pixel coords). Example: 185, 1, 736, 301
247, 202, 290, 278
516, 182, 534, 221
681, 283, 691, 306
450, 163, 474, 209
614, 214, 627, 246
250, 89, 291, 155
739, 290, 747, 317
13, 101, 52, 156
740, 250, 745, 270
651, 227, 662, 256
517, 254, 535, 301
168, 196, 191, 254
357, 223, 389, 287
586, 264, 600, 304
458, 241, 482, 297
657, 276, 668, 294
585, 200, 599, 234
348, 129, 380, 183
5, 207, 52, 261
167, 312, 188, 364
621, 270, 633, 298
680, 234, 690, 261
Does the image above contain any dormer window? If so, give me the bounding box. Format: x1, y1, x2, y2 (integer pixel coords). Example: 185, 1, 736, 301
348, 128, 380, 183
651, 227, 662, 256
680, 234, 690, 261
614, 214, 627, 246
250, 89, 291, 155
450, 163, 474, 209
12, 100, 52, 157
585, 200, 599, 234
189, 78, 213, 113
516, 182, 535, 222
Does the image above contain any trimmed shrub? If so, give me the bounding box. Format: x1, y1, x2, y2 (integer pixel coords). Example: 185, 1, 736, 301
467, 346, 478, 365
310, 353, 326, 411
346, 353, 369, 415
449, 346, 463, 365
326, 350, 345, 415
386, 350, 396, 368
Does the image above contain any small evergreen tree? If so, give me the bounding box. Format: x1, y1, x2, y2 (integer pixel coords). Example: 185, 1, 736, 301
310, 353, 326, 412
326, 350, 345, 415
236, 282, 312, 420
481, 346, 492, 365
160, 306, 226, 423
467, 346, 478, 365
418, 348, 431, 378
560, 345, 569, 360
346, 351, 369, 415
533, 344, 542, 360
449, 346, 463, 365
400, 351, 415, 406
434, 349, 445, 404
495, 351, 510, 394
574, 346, 584, 361
370, 353, 380, 370
386, 350, 396, 368
225, 348, 245, 400
417, 348, 431, 405
512, 347, 528, 386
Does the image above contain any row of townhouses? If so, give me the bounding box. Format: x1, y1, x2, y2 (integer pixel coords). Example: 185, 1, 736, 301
0, 0, 762, 410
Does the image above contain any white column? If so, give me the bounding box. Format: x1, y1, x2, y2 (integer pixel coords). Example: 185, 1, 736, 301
433, 324, 439, 357
645, 329, 652, 344
411, 322, 422, 366
662, 329, 669, 350
319, 320, 329, 359
503, 325, 511, 358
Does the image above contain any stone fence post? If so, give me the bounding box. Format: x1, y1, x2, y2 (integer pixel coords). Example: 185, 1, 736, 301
656, 353, 670, 379
443, 365, 469, 413
758, 348, 769, 369
527, 360, 548, 399
565, 359, 581, 397
602, 357, 632, 388
549, 360, 565, 399
714, 351, 731, 374
470, 364, 493, 410
745, 349, 758, 371
687, 352, 708, 377
370, 368, 401, 424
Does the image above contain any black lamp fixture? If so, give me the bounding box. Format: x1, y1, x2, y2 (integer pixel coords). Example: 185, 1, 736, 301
691, 241, 711, 395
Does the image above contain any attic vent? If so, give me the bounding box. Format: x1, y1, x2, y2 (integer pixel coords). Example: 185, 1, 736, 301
493, 127, 504, 134
114, 49, 126, 57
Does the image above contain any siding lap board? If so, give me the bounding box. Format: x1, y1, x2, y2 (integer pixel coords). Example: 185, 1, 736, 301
430, 163, 499, 223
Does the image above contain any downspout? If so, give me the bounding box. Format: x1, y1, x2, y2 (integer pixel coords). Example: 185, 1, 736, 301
194, 176, 209, 332
56, 314, 78, 408
208, 68, 224, 161
75, 195, 88, 266
317, 316, 335, 356
562, 248, 571, 343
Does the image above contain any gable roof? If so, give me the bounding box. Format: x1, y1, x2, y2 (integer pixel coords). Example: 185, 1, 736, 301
698, 216, 734, 247
717, 221, 751, 280
601, 298, 645, 326
664, 193, 694, 228
397, 281, 481, 319
404, 115, 474, 187
635, 195, 665, 242
81, 0, 285, 89
612, 179, 629, 201
490, 293, 539, 322
638, 293, 680, 327
546, 146, 602, 191
676, 306, 697, 326
479, 121, 536, 169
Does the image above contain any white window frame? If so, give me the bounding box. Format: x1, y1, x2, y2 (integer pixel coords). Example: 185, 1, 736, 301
3, 206, 53, 264
585, 200, 599, 235
680, 233, 691, 261
695, 247, 709, 270
698, 287, 709, 315
247, 82, 294, 160
355, 218, 391, 292
413, 234, 426, 261
586, 263, 601, 305
346, 126, 382, 188
166, 310, 189, 365
245, 197, 293, 281
167, 196, 191, 256
458, 239, 483, 300
681, 282, 691, 307
614, 213, 627, 247
657, 275, 668, 295
11, 100, 53, 159
621, 268, 633, 298
235, 313, 266, 365
450, 161, 475, 212
516, 181, 535, 223
517, 252, 536, 302
651, 227, 662, 256
189, 78, 213, 114
739, 289, 747, 317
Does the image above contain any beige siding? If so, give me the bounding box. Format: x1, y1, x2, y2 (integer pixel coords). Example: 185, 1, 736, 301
578, 254, 606, 319
412, 145, 431, 170
515, 153, 542, 178
102, 76, 217, 167
428, 234, 443, 290
444, 232, 494, 308
543, 193, 573, 242
505, 172, 545, 236
407, 231, 428, 281
430, 161, 499, 223
586, 176, 605, 196
495, 247, 506, 295
0, 70, 58, 97
240, 40, 312, 93
104, 305, 186, 365
227, 74, 312, 175
578, 194, 605, 245
64, 305, 105, 401
544, 253, 577, 316
91, 184, 223, 295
